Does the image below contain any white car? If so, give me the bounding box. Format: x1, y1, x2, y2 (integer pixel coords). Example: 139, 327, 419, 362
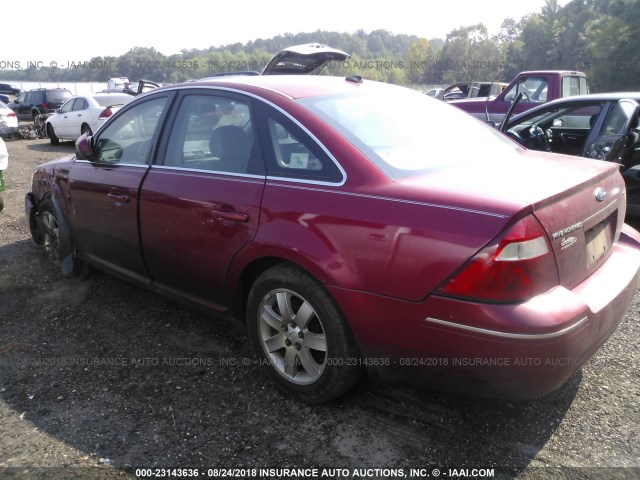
0, 100, 18, 130
45, 93, 133, 144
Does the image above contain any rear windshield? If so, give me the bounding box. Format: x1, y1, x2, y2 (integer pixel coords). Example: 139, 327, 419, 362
93, 95, 131, 107
47, 90, 72, 102
298, 84, 523, 179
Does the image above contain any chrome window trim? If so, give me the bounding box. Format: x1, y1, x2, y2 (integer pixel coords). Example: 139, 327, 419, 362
159, 85, 347, 186
74, 160, 150, 168
151, 164, 265, 180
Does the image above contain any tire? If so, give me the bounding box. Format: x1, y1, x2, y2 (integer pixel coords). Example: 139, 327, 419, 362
36, 199, 85, 276
247, 264, 363, 403
47, 124, 59, 145
81, 124, 93, 137
0, 194, 4, 213
38, 201, 62, 264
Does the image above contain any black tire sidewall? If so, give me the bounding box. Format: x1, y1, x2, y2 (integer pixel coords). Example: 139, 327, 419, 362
47, 124, 59, 145
247, 264, 362, 403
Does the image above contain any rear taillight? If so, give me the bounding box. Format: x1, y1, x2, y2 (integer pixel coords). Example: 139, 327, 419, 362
8, 113, 16, 117
43, 102, 49, 110
438, 214, 559, 303
99, 108, 112, 119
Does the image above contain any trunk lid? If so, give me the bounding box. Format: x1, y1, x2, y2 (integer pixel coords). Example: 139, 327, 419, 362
262, 43, 350, 75
394, 150, 626, 290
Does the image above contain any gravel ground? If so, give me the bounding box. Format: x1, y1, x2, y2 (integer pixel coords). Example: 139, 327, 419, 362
0, 139, 639, 480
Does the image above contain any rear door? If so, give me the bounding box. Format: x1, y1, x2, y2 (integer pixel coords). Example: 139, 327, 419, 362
139, 90, 266, 310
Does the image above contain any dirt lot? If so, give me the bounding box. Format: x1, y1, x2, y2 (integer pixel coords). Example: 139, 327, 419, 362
0, 138, 639, 480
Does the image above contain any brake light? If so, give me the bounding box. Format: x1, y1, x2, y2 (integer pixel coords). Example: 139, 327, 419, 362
8, 113, 16, 117
43, 102, 49, 110
439, 214, 559, 303
99, 108, 112, 119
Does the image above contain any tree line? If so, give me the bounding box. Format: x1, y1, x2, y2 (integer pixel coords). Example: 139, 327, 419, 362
2, 0, 638, 92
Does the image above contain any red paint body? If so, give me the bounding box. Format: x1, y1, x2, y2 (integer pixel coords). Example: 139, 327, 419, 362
26, 76, 640, 398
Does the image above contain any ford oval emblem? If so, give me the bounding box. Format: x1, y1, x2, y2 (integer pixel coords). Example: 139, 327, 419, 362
594, 187, 607, 202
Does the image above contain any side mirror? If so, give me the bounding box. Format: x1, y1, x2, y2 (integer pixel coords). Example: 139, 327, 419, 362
75, 134, 95, 160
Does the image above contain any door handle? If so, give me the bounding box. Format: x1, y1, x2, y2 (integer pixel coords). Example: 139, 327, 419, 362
107, 193, 130, 205
211, 210, 249, 223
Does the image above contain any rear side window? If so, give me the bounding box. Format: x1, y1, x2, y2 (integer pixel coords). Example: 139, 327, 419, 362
256, 104, 343, 184
562, 77, 589, 97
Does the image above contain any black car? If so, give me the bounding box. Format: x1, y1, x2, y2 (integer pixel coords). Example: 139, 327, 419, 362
501, 92, 640, 216
0, 83, 21, 96
9, 88, 73, 122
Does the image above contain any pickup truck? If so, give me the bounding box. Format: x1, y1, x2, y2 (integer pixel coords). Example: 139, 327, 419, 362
449, 70, 589, 123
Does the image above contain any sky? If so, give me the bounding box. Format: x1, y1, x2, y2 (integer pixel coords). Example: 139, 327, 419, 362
2, 0, 570, 67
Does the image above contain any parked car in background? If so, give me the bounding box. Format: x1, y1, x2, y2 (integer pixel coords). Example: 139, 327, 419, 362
440, 82, 508, 102
425, 88, 444, 98
45, 93, 134, 144
467, 81, 508, 98
0, 95, 9, 104
9, 88, 73, 123
502, 92, 640, 216
25, 76, 640, 403
0, 83, 21, 96
450, 70, 589, 123
0, 101, 18, 130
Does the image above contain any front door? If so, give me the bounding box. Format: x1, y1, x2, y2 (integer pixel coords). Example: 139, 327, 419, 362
68, 95, 172, 283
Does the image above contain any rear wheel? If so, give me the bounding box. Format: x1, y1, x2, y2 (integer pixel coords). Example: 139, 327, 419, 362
247, 264, 363, 403
47, 124, 59, 145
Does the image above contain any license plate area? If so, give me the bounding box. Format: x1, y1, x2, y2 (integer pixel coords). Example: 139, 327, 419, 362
585, 219, 613, 267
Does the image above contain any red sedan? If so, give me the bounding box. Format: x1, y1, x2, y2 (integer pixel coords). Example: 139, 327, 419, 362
25, 75, 640, 403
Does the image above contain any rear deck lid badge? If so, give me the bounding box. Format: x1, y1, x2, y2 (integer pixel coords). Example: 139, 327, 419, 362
594, 187, 607, 202
561, 236, 578, 249
552, 221, 584, 240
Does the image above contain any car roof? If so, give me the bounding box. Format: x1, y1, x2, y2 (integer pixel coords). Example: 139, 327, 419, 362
160, 75, 382, 100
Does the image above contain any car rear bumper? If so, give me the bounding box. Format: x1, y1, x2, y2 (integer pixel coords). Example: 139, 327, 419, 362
328, 225, 640, 399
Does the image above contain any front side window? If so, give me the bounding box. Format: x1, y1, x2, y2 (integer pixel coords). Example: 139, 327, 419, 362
512, 104, 603, 129
59, 99, 75, 114
163, 94, 256, 174
600, 100, 637, 136
93, 96, 168, 165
